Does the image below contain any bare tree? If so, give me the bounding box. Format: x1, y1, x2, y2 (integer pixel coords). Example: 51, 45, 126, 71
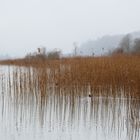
73, 42, 78, 56
132, 38, 140, 53
111, 34, 131, 55
119, 34, 131, 53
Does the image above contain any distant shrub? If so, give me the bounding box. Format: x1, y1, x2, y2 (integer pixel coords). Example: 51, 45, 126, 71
46, 50, 61, 59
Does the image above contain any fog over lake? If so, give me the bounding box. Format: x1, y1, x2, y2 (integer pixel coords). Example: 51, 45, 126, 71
0, 0, 140, 57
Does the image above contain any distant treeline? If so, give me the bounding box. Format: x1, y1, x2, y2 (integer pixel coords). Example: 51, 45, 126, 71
111, 34, 140, 55
25, 48, 61, 60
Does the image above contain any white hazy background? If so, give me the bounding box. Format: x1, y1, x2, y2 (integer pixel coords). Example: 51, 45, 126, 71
0, 0, 140, 57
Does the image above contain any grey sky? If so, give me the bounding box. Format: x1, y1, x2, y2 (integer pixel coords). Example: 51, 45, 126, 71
0, 0, 140, 57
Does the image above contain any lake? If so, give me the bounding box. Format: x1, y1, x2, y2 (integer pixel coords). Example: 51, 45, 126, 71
0, 66, 139, 140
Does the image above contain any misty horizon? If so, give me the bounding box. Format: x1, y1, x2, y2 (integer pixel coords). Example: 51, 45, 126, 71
0, 0, 140, 57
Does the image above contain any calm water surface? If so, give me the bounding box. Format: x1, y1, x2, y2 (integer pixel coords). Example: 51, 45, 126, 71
0, 66, 139, 140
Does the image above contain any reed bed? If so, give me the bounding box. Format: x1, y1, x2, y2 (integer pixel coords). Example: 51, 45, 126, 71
0, 54, 140, 97
0, 67, 140, 140
0, 55, 140, 140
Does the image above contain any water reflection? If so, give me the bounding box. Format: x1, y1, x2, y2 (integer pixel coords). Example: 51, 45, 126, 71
0, 66, 139, 140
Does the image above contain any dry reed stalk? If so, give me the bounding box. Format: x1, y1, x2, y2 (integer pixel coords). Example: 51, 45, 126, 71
0, 54, 140, 97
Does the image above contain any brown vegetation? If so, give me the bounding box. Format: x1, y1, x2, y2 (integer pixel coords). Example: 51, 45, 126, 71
1, 54, 140, 140
0, 54, 140, 97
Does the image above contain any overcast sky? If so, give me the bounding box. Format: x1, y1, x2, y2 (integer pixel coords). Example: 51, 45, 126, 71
0, 0, 140, 57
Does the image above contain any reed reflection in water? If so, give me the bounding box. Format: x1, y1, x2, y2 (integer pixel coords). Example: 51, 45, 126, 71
0, 66, 140, 140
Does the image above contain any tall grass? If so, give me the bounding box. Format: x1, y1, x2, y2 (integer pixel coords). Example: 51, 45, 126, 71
0, 54, 140, 140
0, 54, 140, 97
